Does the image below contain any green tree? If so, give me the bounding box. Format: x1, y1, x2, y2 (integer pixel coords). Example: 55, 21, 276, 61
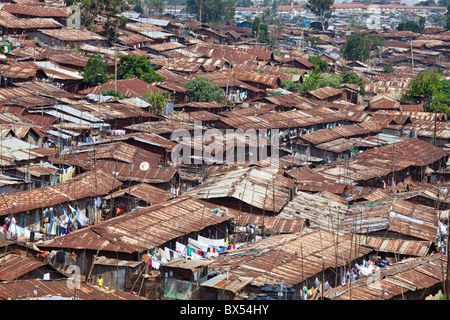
308, 55, 328, 70
308, 36, 322, 47
341, 33, 385, 62
397, 20, 421, 32
143, 90, 172, 115
341, 33, 369, 62
446, 1, 450, 29
117, 54, 164, 83
251, 16, 273, 45
134, 0, 144, 13
185, 77, 225, 103
419, 16, 426, 32
81, 54, 109, 86
383, 62, 395, 73
186, 0, 235, 23
235, 0, 253, 6
317, 73, 342, 88
342, 70, 365, 93
281, 80, 303, 93
282, 66, 322, 93
402, 70, 450, 115
306, 0, 334, 31
101, 88, 126, 100
148, 0, 165, 15
64, 0, 131, 39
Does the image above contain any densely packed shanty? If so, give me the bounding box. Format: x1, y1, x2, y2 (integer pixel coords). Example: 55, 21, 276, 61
0, 0, 449, 301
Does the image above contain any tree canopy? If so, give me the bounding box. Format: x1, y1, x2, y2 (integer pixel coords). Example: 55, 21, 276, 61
143, 90, 172, 115
251, 16, 273, 45
117, 54, 164, 83
402, 70, 450, 115
341, 33, 385, 62
186, 0, 235, 23
185, 77, 225, 103
397, 19, 425, 33
308, 55, 328, 70
64, 0, 130, 39
81, 54, 109, 86
306, 0, 334, 31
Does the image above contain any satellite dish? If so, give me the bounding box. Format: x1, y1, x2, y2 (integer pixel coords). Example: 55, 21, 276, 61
139, 162, 149, 171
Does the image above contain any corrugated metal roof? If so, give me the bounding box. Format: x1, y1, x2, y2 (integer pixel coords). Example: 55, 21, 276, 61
0, 137, 51, 166
1, 4, 70, 17
306, 87, 344, 100
0, 254, 46, 281
163, 256, 213, 270
0, 11, 62, 29
103, 182, 173, 205
0, 278, 145, 300
79, 78, 165, 98
38, 197, 234, 253
360, 237, 431, 256
187, 167, 294, 213
93, 256, 142, 268
201, 274, 254, 293
233, 211, 305, 234
38, 28, 106, 41
279, 190, 350, 234
323, 255, 445, 300
356, 137, 448, 167
220, 69, 279, 87
0, 169, 122, 216
208, 230, 373, 287
147, 41, 184, 52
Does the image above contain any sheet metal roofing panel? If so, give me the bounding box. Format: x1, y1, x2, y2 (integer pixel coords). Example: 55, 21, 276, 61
0, 254, 46, 281
129, 17, 170, 26
221, 69, 278, 87
209, 230, 372, 287
38, 28, 107, 41
94, 197, 231, 252
15, 162, 59, 177
345, 198, 438, 242
93, 256, 142, 268
360, 237, 431, 256
233, 212, 305, 234
323, 255, 446, 300
187, 167, 293, 213
0, 169, 122, 216
138, 30, 173, 39
163, 257, 213, 270
313, 159, 399, 184
278, 191, 350, 235
1, 4, 70, 17
0, 64, 36, 79
103, 182, 173, 205
33, 61, 83, 80
125, 120, 194, 135
200, 274, 254, 294
285, 166, 327, 182
93, 160, 176, 183
263, 93, 315, 109
79, 78, 165, 98
0, 278, 145, 300
355, 137, 448, 167
0, 137, 48, 165
147, 41, 184, 52
295, 180, 347, 194
307, 87, 344, 100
